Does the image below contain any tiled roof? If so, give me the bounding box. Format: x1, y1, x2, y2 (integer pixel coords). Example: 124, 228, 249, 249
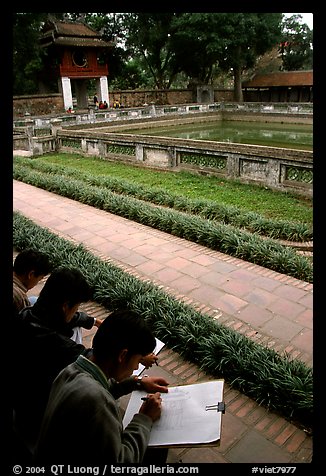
42, 20, 100, 38
40, 20, 112, 48
242, 71, 313, 87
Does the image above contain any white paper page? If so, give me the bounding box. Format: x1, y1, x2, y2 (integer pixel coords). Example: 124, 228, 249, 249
133, 338, 165, 377
122, 380, 224, 446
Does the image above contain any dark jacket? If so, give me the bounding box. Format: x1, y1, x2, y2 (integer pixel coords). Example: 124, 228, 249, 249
12, 306, 92, 441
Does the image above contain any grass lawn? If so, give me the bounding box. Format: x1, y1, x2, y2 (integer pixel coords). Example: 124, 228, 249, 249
35, 153, 312, 225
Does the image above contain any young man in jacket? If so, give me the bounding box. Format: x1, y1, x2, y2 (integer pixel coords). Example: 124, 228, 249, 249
12, 267, 163, 460
12, 267, 99, 455
35, 308, 169, 464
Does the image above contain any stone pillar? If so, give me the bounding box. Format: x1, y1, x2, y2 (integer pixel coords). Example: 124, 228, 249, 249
99, 76, 109, 104
61, 77, 73, 110
51, 118, 63, 137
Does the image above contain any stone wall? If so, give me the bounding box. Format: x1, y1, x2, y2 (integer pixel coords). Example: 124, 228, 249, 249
53, 129, 312, 198
13, 94, 64, 117
110, 88, 233, 108
13, 89, 234, 117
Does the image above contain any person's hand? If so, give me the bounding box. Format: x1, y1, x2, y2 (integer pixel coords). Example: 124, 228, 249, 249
139, 392, 162, 422
94, 318, 102, 328
141, 376, 169, 394
140, 353, 158, 368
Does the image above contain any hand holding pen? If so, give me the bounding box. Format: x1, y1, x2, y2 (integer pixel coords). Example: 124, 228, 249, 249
139, 392, 162, 422
140, 352, 159, 368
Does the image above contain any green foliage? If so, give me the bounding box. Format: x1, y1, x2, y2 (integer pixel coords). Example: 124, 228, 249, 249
13, 157, 312, 242
13, 160, 313, 283
110, 59, 149, 90
13, 13, 49, 94
124, 13, 179, 89
218, 13, 282, 101
172, 13, 283, 92
280, 14, 313, 71
30, 154, 312, 223
13, 13, 312, 95
12, 211, 313, 428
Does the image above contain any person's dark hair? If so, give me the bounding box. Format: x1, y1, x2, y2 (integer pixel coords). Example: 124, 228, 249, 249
13, 249, 51, 277
92, 309, 156, 362
36, 267, 92, 309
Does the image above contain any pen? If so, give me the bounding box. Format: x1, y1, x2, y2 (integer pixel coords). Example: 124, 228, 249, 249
141, 397, 149, 401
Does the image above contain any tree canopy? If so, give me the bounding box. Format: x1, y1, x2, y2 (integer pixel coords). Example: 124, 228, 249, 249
13, 12, 313, 100
280, 14, 313, 71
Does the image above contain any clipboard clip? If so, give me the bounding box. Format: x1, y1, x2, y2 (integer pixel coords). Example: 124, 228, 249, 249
205, 402, 225, 414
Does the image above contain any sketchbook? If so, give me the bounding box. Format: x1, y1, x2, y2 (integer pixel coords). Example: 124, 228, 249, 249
122, 379, 224, 447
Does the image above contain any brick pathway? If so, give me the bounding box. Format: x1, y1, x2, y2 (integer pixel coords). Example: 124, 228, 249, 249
13, 180, 313, 464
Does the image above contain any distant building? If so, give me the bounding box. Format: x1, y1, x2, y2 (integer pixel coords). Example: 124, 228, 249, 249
39, 18, 113, 110
242, 71, 313, 102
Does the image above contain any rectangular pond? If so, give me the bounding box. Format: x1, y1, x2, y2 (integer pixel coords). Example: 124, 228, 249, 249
127, 120, 313, 151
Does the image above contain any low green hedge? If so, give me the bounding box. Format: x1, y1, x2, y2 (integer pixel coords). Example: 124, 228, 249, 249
13, 162, 313, 283
13, 156, 312, 242
13, 211, 313, 429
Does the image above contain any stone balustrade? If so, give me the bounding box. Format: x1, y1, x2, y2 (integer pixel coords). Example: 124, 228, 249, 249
13, 104, 313, 197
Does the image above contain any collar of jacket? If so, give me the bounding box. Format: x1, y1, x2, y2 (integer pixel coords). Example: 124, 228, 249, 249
75, 354, 111, 391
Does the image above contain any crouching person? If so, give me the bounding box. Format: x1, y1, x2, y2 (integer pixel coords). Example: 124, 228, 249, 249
35, 309, 169, 464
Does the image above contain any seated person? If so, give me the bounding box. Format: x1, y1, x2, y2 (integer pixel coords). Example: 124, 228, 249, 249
12, 267, 99, 452
13, 250, 100, 344
35, 309, 169, 463
12, 267, 159, 457
13, 249, 51, 317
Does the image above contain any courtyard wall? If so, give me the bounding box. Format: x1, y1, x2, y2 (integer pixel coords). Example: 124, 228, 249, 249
13, 89, 234, 118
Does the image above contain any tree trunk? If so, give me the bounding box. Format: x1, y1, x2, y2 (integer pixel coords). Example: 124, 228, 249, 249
233, 65, 243, 102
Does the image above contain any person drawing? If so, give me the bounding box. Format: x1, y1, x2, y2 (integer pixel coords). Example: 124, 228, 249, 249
12, 267, 100, 454
13, 249, 51, 317
13, 266, 161, 460
35, 308, 169, 463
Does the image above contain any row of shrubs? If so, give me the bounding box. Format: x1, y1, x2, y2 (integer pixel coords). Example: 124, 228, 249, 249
14, 156, 312, 242
13, 211, 313, 429
13, 159, 313, 283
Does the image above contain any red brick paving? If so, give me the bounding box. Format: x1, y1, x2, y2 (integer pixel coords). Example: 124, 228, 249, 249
13, 180, 314, 464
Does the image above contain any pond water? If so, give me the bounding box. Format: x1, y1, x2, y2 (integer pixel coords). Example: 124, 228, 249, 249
128, 120, 313, 150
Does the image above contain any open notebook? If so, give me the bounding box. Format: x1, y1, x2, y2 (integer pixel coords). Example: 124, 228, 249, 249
123, 379, 225, 447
